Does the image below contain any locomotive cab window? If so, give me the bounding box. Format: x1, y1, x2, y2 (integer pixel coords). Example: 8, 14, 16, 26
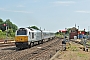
17, 28, 27, 35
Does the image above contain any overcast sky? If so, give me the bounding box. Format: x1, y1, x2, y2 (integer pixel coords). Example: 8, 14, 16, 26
0, 0, 90, 32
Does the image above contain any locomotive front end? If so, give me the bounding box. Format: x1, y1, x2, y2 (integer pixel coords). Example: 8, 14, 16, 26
15, 28, 28, 49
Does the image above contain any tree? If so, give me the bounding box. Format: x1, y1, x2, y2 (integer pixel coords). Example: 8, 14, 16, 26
0, 18, 3, 24
28, 26, 39, 30
4, 19, 18, 32
5, 19, 12, 29
0, 18, 18, 32
0, 18, 4, 30
12, 24, 18, 32
67, 28, 71, 33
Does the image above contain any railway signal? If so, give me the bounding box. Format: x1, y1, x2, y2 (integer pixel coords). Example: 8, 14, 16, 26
3, 24, 7, 26
3, 23, 8, 43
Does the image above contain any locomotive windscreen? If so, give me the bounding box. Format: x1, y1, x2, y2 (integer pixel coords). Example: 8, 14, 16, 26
17, 28, 27, 35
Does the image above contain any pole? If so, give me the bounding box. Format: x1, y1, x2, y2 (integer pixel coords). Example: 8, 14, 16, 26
88, 26, 89, 39
4, 21, 7, 43
6, 22, 7, 40
78, 26, 79, 39
88, 26, 89, 34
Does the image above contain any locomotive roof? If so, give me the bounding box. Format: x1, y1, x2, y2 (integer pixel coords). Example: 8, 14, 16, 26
17, 27, 55, 33
25, 28, 42, 32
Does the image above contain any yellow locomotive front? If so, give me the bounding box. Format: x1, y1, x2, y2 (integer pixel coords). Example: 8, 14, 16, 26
15, 28, 29, 49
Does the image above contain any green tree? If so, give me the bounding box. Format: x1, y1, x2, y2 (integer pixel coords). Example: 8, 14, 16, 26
5, 19, 13, 29
28, 26, 39, 30
0, 18, 4, 30
67, 28, 71, 33
12, 24, 18, 32
0, 18, 18, 38
0, 18, 3, 24
0, 18, 18, 32
5, 19, 18, 32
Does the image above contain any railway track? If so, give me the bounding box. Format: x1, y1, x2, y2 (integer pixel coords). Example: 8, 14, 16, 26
0, 37, 62, 60
0, 41, 15, 47
0, 43, 15, 47
28, 38, 62, 60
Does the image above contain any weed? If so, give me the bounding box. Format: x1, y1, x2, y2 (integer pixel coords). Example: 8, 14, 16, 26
77, 53, 86, 57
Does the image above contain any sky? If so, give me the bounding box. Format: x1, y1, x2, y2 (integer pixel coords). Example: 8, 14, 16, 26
0, 0, 90, 32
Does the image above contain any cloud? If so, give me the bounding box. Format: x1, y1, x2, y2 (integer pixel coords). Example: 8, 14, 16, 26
50, 1, 76, 6
33, 0, 40, 2
51, 1, 75, 4
75, 10, 90, 13
13, 11, 33, 13
17, 5, 25, 7
0, 8, 5, 10
0, 8, 33, 14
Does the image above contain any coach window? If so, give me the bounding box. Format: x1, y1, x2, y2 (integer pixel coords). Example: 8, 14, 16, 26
32, 33, 34, 38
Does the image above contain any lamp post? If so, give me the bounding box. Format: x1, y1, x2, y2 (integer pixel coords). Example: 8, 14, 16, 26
78, 26, 79, 39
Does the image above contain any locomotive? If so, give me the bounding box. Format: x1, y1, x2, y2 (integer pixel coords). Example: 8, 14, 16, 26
15, 27, 55, 49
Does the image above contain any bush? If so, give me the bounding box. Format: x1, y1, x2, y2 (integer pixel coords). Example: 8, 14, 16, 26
0, 30, 2, 32
0, 30, 15, 39
10, 33, 15, 37
0, 32, 6, 39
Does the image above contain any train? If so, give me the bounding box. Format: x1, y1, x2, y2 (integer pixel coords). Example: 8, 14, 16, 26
15, 27, 55, 49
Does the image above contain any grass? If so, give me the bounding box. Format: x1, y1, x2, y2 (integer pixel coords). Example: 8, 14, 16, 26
64, 54, 66, 57
77, 52, 86, 57
86, 41, 90, 45
55, 34, 64, 38
70, 46, 78, 51
68, 43, 78, 51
